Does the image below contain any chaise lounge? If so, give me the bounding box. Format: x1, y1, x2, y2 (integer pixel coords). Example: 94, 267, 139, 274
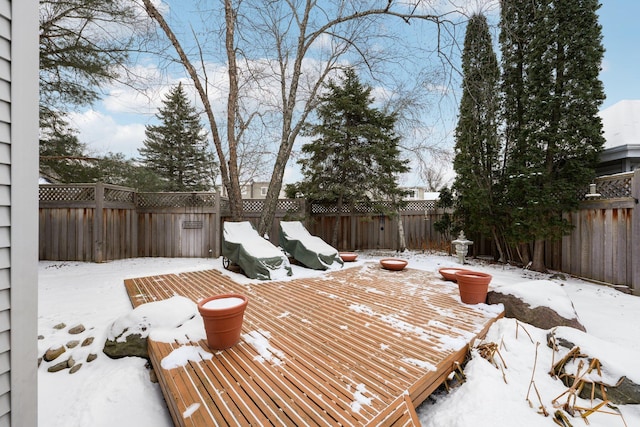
279, 221, 343, 270
222, 221, 292, 280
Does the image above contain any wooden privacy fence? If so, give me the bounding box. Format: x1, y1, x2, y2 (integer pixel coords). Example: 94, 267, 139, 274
39, 184, 224, 262
305, 201, 448, 251
39, 171, 638, 291
38, 184, 449, 263
562, 170, 639, 291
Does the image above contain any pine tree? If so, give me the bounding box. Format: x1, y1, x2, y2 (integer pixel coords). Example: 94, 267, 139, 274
139, 83, 215, 191
295, 69, 409, 247
39, 114, 97, 183
501, 0, 605, 271
453, 13, 502, 259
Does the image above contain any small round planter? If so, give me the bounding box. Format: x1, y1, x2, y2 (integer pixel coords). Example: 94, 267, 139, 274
438, 267, 471, 282
380, 258, 408, 271
197, 294, 248, 350
339, 252, 358, 262
454, 271, 492, 304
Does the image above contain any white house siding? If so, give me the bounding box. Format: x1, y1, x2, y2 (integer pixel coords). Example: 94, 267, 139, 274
6, 0, 39, 426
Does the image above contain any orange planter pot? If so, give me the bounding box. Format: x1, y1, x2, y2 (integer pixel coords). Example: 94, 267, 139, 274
380, 258, 408, 271
339, 252, 358, 262
454, 271, 492, 304
438, 267, 471, 282
198, 294, 248, 350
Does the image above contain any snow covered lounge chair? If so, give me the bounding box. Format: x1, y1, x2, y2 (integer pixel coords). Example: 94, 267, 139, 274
222, 221, 292, 280
279, 221, 344, 270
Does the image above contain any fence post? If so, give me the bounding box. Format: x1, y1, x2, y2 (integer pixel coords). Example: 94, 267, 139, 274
350, 211, 357, 250
93, 183, 104, 263
132, 191, 138, 258
213, 191, 221, 258
632, 170, 640, 295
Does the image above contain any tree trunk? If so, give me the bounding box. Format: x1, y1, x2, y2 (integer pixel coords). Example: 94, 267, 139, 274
256, 141, 291, 236
223, 0, 243, 221
397, 215, 406, 252
331, 196, 343, 249
530, 238, 547, 273
491, 226, 505, 263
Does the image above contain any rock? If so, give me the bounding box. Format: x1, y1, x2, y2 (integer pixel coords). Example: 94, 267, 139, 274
47, 361, 69, 373
103, 332, 148, 360
69, 363, 82, 374
43, 346, 66, 362
486, 280, 585, 331
559, 371, 640, 404
67, 340, 80, 349
86, 353, 98, 363
547, 328, 640, 404
38, 335, 44, 340
103, 296, 198, 360
53, 323, 66, 330
149, 368, 158, 383
81, 337, 94, 347
46, 356, 74, 373
68, 324, 86, 335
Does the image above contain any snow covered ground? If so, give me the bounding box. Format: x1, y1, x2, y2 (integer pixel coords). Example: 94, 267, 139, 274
38, 251, 640, 427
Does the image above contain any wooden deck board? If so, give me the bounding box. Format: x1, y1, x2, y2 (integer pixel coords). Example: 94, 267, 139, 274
125, 263, 504, 426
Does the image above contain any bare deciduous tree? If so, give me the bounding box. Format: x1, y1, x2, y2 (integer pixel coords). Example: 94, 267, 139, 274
139, 0, 462, 234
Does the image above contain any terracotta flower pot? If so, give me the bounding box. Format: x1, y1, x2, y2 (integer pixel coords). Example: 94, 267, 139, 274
339, 252, 358, 262
380, 258, 408, 271
454, 271, 492, 304
438, 267, 471, 282
197, 294, 248, 350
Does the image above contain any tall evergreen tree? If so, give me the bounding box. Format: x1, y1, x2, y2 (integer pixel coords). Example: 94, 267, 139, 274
501, 0, 605, 271
139, 83, 215, 191
293, 69, 409, 247
453, 13, 502, 259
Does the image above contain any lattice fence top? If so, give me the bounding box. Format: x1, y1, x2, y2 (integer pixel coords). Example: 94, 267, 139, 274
595, 174, 632, 198
104, 187, 135, 203
40, 185, 95, 202
242, 198, 303, 213
580, 173, 633, 200
39, 173, 634, 209
405, 200, 438, 211
137, 192, 217, 208
311, 200, 438, 214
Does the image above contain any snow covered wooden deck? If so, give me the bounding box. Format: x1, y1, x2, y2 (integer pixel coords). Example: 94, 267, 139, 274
124, 263, 503, 426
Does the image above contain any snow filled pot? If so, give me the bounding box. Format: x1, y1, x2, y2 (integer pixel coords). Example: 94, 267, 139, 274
380, 258, 408, 271
197, 294, 248, 350
438, 267, 471, 282
455, 271, 492, 304
339, 252, 358, 262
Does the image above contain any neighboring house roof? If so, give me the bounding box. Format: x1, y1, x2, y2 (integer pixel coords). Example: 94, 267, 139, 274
596, 100, 640, 176
599, 99, 640, 149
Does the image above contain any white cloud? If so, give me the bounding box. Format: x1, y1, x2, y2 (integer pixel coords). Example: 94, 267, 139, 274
68, 110, 147, 159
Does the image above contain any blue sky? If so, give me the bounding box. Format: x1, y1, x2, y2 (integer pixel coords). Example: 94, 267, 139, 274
70, 1, 639, 173
598, 1, 640, 109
